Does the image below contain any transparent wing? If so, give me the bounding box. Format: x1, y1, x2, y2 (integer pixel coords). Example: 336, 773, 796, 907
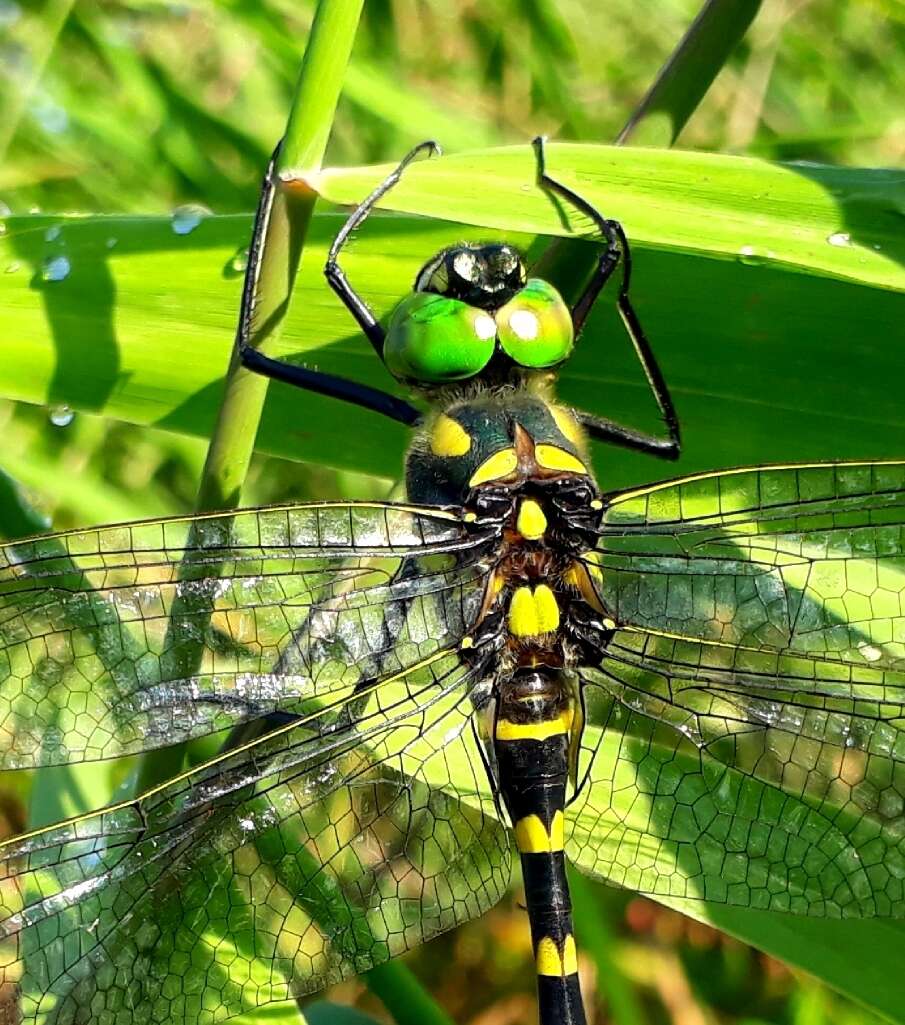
566, 462, 905, 916
593, 461, 905, 665
0, 645, 509, 1024
0, 501, 497, 768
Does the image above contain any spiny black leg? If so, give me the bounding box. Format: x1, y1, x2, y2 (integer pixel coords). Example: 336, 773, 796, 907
240, 348, 422, 426
532, 137, 681, 461
325, 140, 441, 357
533, 136, 622, 337
237, 142, 422, 427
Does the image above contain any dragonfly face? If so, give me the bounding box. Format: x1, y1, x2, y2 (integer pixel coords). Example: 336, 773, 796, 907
3, 137, 905, 1025
383, 243, 574, 385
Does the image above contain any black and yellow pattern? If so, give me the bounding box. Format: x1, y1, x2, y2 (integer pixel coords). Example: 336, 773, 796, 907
409, 392, 589, 505
494, 669, 586, 1025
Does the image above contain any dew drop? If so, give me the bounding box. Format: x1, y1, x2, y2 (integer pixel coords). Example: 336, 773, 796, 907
44, 224, 61, 242
106, 237, 118, 249
222, 246, 248, 278
171, 204, 210, 236
737, 245, 762, 266
0, 200, 11, 217
48, 405, 74, 427
5, 261, 20, 273
41, 254, 70, 282
827, 231, 851, 247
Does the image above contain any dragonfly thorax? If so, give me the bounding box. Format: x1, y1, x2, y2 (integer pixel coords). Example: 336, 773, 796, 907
407, 391, 598, 512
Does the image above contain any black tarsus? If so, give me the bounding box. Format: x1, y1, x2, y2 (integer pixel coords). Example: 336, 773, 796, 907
236, 140, 431, 427
532, 136, 681, 461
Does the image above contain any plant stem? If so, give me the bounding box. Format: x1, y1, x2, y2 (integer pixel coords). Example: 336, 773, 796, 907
199, 0, 365, 511
365, 961, 456, 1025
136, 0, 364, 795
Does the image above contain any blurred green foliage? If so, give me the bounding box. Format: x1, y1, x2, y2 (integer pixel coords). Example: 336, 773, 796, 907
0, 1, 903, 1024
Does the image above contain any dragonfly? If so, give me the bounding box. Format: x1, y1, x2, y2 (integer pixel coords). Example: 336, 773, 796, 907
2, 136, 905, 1025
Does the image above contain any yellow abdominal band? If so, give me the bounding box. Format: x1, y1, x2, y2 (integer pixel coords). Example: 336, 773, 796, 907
536, 935, 578, 976
494, 707, 573, 742
515, 810, 564, 853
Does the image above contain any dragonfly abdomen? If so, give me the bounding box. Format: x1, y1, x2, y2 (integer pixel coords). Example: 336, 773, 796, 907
494, 668, 587, 1025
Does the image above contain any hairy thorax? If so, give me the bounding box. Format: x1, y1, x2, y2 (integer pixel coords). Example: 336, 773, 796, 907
406, 382, 608, 676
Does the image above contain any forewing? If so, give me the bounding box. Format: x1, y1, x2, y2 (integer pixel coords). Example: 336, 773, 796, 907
0, 645, 509, 1023
567, 462, 905, 916
595, 461, 905, 666
0, 502, 496, 768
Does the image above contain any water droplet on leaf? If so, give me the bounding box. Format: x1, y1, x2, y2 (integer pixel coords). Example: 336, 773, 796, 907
222, 246, 248, 278
827, 231, 851, 247
737, 245, 762, 266
44, 224, 61, 242
48, 405, 74, 427
171, 204, 210, 236
41, 254, 70, 282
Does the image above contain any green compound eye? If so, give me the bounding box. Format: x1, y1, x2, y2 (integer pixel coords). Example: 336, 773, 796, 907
496, 279, 574, 369
383, 292, 497, 383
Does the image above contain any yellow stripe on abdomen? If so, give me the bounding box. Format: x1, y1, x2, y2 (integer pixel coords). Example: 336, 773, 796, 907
514, 810, 564, 853
495, 707, 572, 742
535, 935, 578, 977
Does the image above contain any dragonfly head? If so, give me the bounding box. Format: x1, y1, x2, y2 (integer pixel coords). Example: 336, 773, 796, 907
415, 243, 527, 309
382, 243, 575, 386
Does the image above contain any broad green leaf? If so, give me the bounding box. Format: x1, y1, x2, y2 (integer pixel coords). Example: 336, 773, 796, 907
311, 144, 905, 292
2, 146, 905, 495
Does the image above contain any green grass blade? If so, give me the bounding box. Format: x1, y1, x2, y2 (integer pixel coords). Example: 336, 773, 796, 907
666, 899, 905, 1023
618, 0, 764, 146
364, 962, 455, 1025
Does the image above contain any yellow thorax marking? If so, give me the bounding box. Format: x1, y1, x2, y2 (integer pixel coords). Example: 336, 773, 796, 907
508, 584, 559, 637
469, 448, 518, 487
535, 444, 588, 475
516, 498, 547, 540
430, 414, 471, 457
563, 560, 604, 615
550, 406, 584, 448
514, 810, 564, 853
495, 707, 573, 742
535, 934, 578, 977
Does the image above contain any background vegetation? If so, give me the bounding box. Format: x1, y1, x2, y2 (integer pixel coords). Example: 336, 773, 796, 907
1, 2, 905, 1024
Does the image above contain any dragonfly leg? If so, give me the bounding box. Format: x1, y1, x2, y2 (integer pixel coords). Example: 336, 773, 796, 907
324, 139, 441, 356
236, 143, 423, 426
532, 137, 681, 460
